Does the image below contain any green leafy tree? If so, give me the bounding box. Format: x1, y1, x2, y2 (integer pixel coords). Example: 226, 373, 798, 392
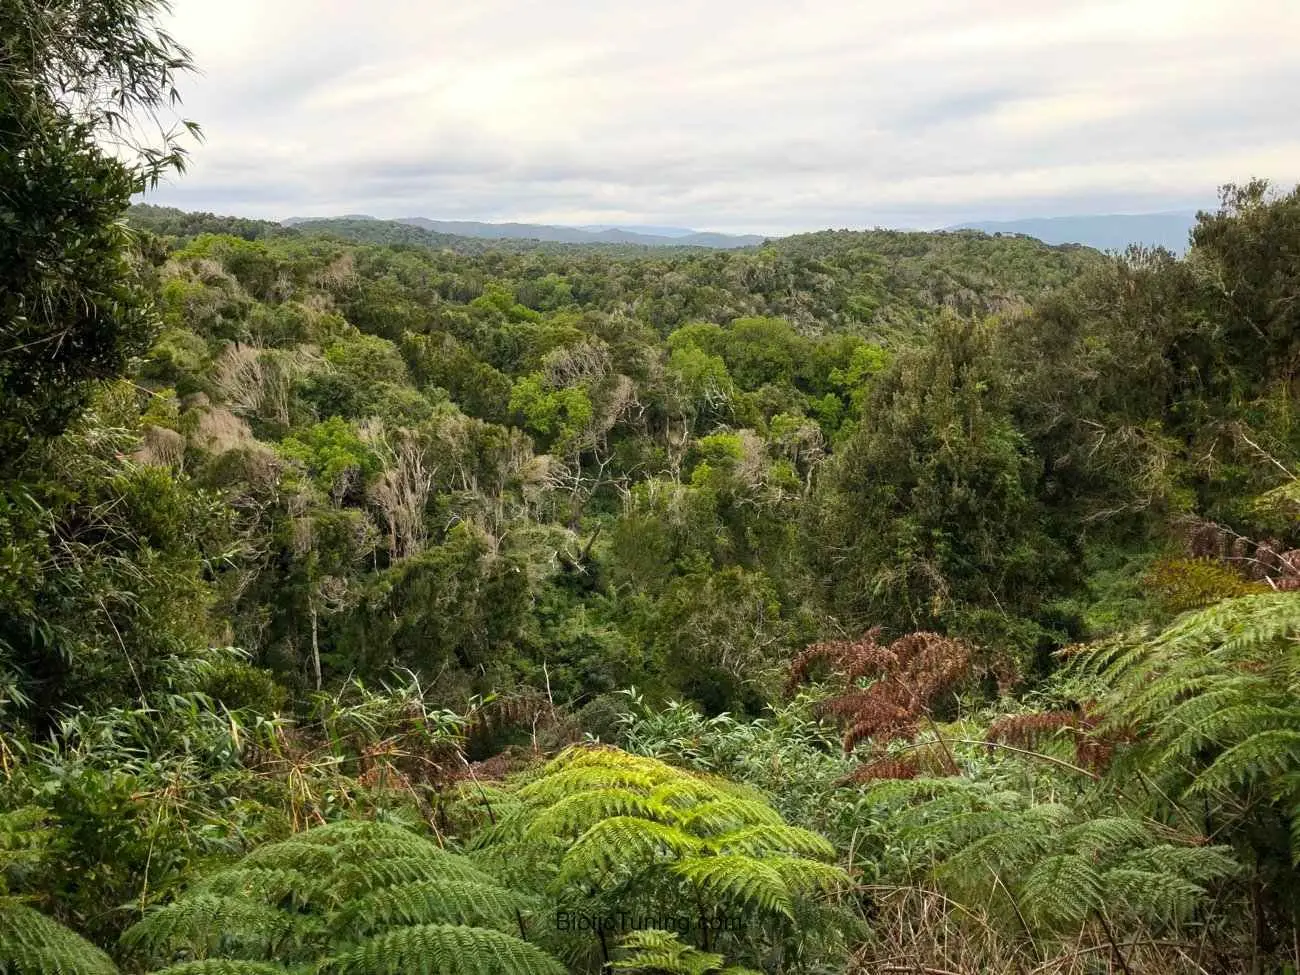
0, 0, 198, 456
811, 314, 1071, 661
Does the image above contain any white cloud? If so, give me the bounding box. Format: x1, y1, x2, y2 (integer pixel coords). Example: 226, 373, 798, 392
145, 0, 1300, 232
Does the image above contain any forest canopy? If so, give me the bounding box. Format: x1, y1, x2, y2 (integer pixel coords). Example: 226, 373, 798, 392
6, 5, 1300, 973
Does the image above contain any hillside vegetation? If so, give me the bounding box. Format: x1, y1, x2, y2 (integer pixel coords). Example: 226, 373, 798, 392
6, 4, 1300, 974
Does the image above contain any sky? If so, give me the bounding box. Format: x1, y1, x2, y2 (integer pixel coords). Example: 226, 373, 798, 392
144, 0, 1300, 234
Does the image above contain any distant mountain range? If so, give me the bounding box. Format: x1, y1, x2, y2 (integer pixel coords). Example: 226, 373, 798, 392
946, 212, 1199, 254
282, 215, 767, 249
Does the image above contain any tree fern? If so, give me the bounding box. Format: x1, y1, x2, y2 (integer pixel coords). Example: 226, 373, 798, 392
1069, 593, 1300, 863
0, 808, 53, 890
318, 923, 565, 975
672, 856, 794, 918
145, 963, 291, 975
331, 879, 534, 940
0, 900, 119, 975
124, 819, 563, 975
557, 817, 700, 886
611, 929, 762, 975
473, 746, 850, 973
122, 893, 301, 961
863, 776, 1238, 940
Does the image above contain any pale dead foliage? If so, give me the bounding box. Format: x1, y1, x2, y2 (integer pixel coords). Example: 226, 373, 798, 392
851, 887, 1230, 975
195, 406, 253, 453
362, 423, 436, 560
135, 425, 185, 469
213, 343, 321, 427
314, 252, 357, 291
214, 344, 265, 417
542, 339, 612, 389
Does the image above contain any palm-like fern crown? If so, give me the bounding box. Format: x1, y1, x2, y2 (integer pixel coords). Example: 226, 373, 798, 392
0, 806, 121, 975
1068, 592, 1300, 859
862, 777, 1238, 940
470, 746, 849, 971
122, 819, 565, 975
0, 899, 121, 975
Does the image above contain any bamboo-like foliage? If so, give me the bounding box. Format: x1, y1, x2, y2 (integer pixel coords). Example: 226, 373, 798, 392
123, 819, 564, 975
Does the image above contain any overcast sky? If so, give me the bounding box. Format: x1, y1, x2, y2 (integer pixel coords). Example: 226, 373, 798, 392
144, 0, 1300, 234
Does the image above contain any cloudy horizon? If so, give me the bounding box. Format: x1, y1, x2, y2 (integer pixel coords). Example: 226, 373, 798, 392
144, 0, 1300, 235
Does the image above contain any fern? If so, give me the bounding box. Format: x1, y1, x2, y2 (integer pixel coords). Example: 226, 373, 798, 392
524, 789, 674, 839
122, 893, 301, 960
0, 808, 54, 891
124, 819, 564, 975
146, 963, 291, 975
331, 879, 534, 940
611, 928, 762, 974
475, 746, 850, 972
558, 817, 700, 886
865, 776, 1237, 939
319, 923, 565, 975
0, 900, 120, 975
1070, 593, 1300, 860
672, 856, 794, 918
707, 824, 835, 860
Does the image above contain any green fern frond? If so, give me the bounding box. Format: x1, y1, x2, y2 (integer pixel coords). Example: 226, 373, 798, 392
1057, 817, 1154, 858
1116, 844, 1241, 885
332, 854, 501, 898
319, 923, 566, 975
707, 823, 836, 860
764, 855, 849, 894
672, 855, 794, 919
1189, 729, 1300, 795
238, 841, 338, 875
937, 804, 1074, 882
123, 893, 298, 962
524, 789, 673, 839
0, 901, 119, 975
1020, 854, 1104, 928
516, 766, 665, 804
0, 808, 54, 886
463, 806, 533, 851
195, 868, 320, 910
1102, 869, 1207, 924
477, 746, 846, 970
124, 817, 568, 975
611, 928, 729, 974
331, 879, 533, 940
648, 780, 729, 809
146, 962, 292, 975
558, 818, 699, 885
675, 798, 785, 835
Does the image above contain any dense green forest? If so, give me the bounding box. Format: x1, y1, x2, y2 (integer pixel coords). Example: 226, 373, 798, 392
6, 3, 1300, 974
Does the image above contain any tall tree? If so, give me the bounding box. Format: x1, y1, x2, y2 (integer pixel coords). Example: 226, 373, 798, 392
0, 0, 198, 458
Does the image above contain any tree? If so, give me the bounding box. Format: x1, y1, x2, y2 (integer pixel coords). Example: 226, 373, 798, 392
811, 314, 1071, 661
0, 0, 199, 458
